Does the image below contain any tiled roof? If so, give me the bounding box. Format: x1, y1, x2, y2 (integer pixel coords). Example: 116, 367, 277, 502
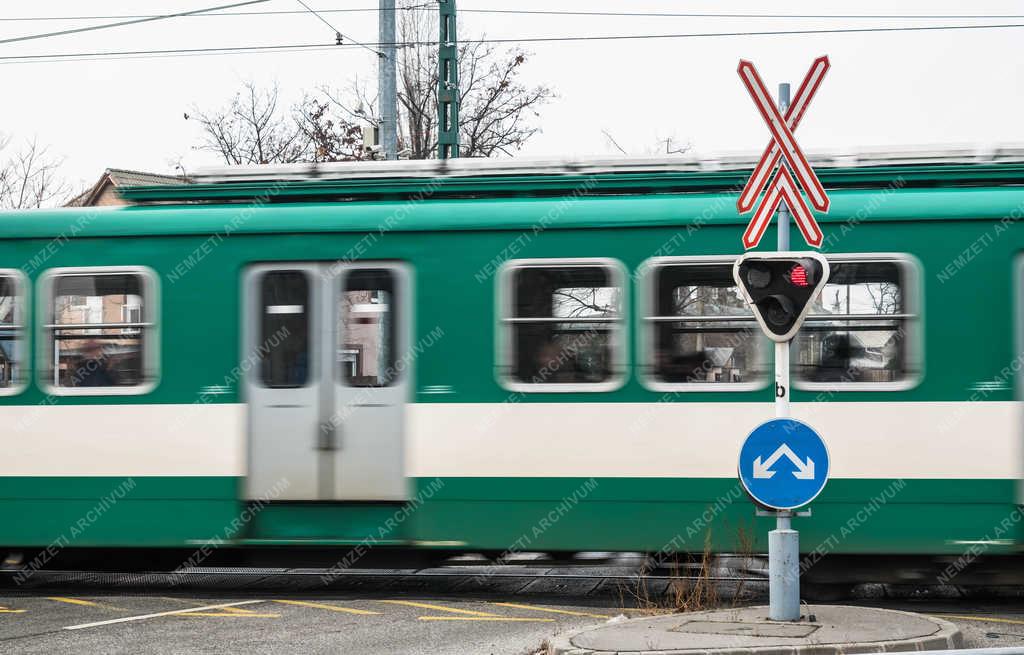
106, 168, 185, 187
65, 168, 188, 206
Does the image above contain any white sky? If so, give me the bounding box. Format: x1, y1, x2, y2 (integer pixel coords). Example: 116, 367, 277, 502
1, 1, 1022, 191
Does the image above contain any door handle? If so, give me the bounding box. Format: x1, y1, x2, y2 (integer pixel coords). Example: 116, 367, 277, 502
317, 421, 338, 450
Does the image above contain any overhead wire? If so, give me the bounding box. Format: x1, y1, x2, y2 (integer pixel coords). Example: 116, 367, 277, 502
3, 21, 1024, 65
2, 8, 1024, 21
292, 0, 383, 56
0, 0, 270, 46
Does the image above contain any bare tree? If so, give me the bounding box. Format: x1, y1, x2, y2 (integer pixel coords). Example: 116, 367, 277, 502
188, 81, 311, 165
867, 282, 900, 315
295, 4, 553, 160
393, 6, 553, 158
296, 83, 376, 162
0, 136, 70, 209
192, 7, 553, 163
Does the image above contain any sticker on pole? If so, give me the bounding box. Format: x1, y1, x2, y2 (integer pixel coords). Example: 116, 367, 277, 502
738, 418, 829, 510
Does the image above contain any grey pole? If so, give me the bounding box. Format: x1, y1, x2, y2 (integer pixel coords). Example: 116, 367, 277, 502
776, 83, 791, 251
378, 0, 398, 160
768, 80, 800, 622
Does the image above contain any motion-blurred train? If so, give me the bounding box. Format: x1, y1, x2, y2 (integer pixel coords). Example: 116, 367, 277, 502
1, 148, 1021, 586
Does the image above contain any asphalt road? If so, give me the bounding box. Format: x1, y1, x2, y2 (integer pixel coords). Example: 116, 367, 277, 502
4, 572, 1024, 654
0, 592, 618, 655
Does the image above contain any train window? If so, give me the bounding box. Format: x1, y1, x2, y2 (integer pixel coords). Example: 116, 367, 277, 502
339, 269, 398, 387
259, 271, 311, 388
500, 259, 626, 391
640, 257, 765, 390
794, 255, 921, 389
41, 267, 158, 394
0, 271, 27, 394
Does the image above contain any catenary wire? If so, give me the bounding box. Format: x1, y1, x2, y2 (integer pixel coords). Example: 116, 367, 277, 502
2, 8, 1024, 21
3, 22, 1024, 65
293, 0, 383, 56
0, 0, 270, 46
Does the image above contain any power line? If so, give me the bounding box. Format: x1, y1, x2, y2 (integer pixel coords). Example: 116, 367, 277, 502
3, 21, 1024, 64
293, 0, 383, 55
435, 22, 1024, 44
2, 8, 1024, 22
0, 42, 343, 64
0, 0, 269, 46
438, 9, 1024, 20
0, 44, 350, 66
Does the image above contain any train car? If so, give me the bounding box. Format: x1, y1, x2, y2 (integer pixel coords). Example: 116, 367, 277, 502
1, 149, 1022, 583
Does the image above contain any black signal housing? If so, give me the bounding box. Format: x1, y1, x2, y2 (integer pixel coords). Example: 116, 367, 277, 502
733, 252, 830, 342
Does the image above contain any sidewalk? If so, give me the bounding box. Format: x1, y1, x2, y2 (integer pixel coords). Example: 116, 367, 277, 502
546, 605, 962, 655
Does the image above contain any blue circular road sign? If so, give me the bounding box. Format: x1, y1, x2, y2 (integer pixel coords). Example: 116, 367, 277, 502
738, 418, 830, 511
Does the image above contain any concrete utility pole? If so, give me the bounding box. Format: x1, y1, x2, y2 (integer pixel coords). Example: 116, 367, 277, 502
378, 0, 398, 160
437, 0, 459, 159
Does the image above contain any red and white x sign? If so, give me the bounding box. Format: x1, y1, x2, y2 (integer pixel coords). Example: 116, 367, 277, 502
737, 56, 830, 249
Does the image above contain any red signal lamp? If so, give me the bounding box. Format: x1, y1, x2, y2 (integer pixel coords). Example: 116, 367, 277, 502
788, 264, 809, 287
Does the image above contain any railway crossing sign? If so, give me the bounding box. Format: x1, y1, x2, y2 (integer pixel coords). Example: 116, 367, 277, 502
738, 418, 830, 511
737, 56, 830, 249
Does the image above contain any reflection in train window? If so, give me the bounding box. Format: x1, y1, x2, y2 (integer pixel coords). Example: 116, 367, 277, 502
0, 272, 26, 392
339, 269, 397, 387
502, 260, 625, 390
47, 270, 155, 390
645, 259, 764, 388
260, 271, 310, 388
794, 257, 919, 387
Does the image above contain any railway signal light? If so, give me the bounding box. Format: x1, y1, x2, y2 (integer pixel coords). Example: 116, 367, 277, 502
733, 252, 830, 342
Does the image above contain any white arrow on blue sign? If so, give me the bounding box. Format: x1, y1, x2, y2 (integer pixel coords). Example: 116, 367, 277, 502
738, 417, 830, 511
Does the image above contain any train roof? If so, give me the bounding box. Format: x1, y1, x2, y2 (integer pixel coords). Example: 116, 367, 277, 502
4, 147, 1024, 240
117, 145, 1024, 205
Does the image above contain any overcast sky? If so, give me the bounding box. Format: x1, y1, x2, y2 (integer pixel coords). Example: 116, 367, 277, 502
1, 1, 1022, 190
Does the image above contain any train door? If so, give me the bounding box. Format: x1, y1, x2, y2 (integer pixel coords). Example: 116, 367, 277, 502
244, 263, 410, 501
332, 266, 409, 500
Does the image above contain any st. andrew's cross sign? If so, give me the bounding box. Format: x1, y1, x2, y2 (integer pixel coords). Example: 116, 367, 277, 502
737, 56, 830, 249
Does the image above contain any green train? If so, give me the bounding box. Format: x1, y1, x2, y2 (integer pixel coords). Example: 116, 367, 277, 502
1, 150, 1022, 582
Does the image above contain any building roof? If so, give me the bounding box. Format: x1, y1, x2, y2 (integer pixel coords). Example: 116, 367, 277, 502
65, 168, 187, 207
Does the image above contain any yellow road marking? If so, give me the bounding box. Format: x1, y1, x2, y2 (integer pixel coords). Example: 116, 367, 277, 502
490, 602, 610, 619
180, 612, 281, 618
418, 616, 554, 622
64, 600, 267, 630
47, 597, 127, 611
931, 614, 1024, 626
150, 598, 275, 618
219, 606, 262, 615
0, 607, 27, 614
274, 600, 380, 616
179, 604, 280, 618
379, 600, 498, 617
47, 597, 101, 607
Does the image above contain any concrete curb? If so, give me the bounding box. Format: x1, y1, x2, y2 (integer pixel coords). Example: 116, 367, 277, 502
546, 605, 963, 655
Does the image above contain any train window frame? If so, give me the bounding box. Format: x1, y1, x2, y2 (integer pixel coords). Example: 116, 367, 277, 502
637, 255, 768, 393
337, 265, 405, 389
496, 257, 628, 393
37, 266, 160, 396
793, 253, 923, 392
258, 268, 314, 390
0, 269, 29, 396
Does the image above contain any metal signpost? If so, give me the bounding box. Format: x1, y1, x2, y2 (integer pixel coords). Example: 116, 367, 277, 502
734, 56, 832, 622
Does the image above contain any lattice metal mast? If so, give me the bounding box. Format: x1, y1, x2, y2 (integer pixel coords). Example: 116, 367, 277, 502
437, 0, 459, 159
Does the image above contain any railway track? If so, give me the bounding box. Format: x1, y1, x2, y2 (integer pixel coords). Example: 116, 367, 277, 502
0, 563, 769, 594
